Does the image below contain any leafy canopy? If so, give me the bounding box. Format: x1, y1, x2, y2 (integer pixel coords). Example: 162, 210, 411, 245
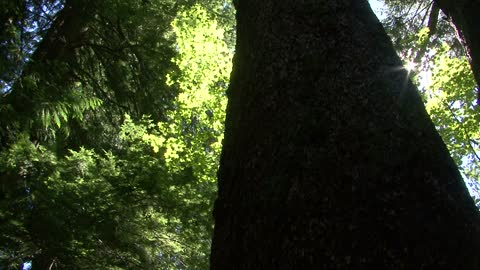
0, 1, 233, 269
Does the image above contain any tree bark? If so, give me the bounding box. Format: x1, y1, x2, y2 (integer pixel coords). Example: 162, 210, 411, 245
29, 0, 93, 64
31, 253, 56, 270
0, 0, 95, 146
433, 0, 480, 91
211, 0, 480, 269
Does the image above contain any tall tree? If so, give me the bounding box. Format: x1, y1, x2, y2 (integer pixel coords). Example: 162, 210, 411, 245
379, 0, 480, 200
211, 0, 480, 268
433, 0, 480, 90
0, 1, 234, 268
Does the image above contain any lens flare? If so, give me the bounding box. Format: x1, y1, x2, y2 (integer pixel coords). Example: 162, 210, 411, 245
405, 61, 416, 72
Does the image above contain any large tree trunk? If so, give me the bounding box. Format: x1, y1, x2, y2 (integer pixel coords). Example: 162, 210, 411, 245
211, 0, 480, 268
434, 0, 480, 91
0, 0, 95, 146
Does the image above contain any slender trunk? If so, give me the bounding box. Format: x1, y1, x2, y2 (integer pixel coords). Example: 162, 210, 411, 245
414, 2, 439, 64
434, 0, 480, 91
211, 0, 480, 268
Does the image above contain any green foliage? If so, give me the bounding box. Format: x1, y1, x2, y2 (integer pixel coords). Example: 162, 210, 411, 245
0, 116, 213, 268
0, 0, 181, 149
0, 0, 63, 91
2, 0, 478, 268
0, 1, 233, 268
379, 0, 480, 200
380, 0, 461, 63
39, 95, 103, 132
164, 4, 232, 181
416, 27, 430, 47
423, 43, 480, 180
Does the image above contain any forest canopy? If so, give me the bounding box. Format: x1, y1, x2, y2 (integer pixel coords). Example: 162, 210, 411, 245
0, 0, 478, 269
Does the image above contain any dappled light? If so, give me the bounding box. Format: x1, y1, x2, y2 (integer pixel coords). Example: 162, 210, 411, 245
2, 0, 480, 269
0, 0, 234, 268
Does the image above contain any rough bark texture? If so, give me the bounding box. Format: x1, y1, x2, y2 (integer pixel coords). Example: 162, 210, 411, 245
211, 0, 480, 269
434, 0, 480, 90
